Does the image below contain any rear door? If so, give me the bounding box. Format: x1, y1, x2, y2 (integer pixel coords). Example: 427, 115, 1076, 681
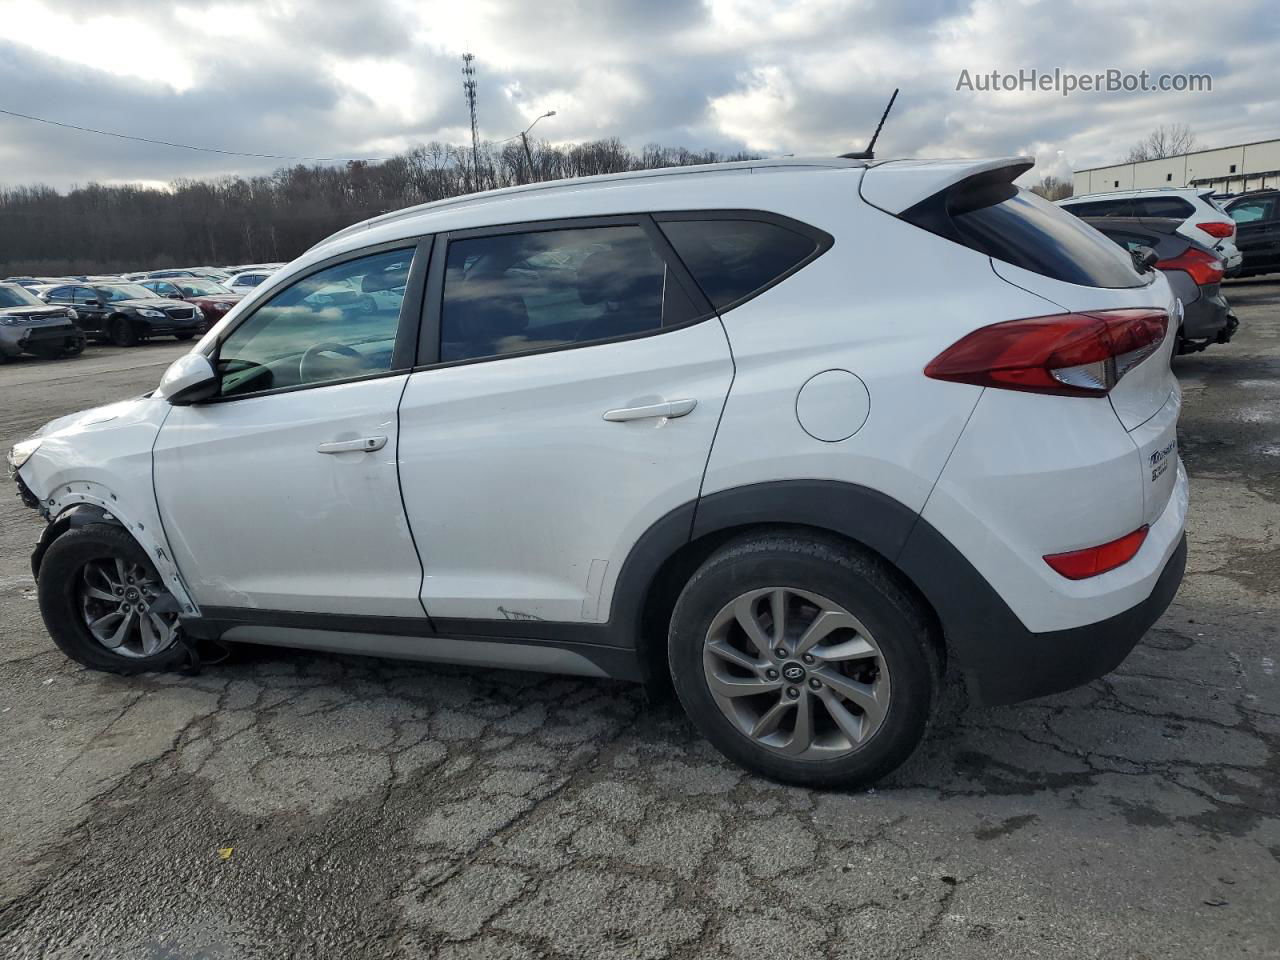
397, 216, 733, 625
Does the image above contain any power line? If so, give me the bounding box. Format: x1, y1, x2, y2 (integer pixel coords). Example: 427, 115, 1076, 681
0, 107, 391, 163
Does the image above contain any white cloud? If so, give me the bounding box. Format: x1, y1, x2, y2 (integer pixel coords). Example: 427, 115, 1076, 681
0, 0, 1277, 189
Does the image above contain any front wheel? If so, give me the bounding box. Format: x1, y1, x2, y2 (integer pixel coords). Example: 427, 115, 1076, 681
37, 524, 187, 673
109, 317, 139, 347
668, 532, 939, 788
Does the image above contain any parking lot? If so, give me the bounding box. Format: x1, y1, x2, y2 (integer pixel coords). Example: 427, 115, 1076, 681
0, 279, 1277, 959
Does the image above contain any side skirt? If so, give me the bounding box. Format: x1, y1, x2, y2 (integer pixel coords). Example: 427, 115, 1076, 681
185, 607, 642, 681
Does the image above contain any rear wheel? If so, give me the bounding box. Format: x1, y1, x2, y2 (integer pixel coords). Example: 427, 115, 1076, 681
37, 524, 187, 673
669, 532, 938, 788
109, 316, 139, 347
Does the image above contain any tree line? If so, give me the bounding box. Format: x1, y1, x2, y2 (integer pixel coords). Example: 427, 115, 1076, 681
0, 139, 755, 277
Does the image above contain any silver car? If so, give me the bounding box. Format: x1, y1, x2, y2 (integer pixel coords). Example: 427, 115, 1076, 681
0, 283, 85, 362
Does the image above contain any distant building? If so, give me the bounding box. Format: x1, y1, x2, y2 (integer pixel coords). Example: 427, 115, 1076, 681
1073, 138, 1280, 196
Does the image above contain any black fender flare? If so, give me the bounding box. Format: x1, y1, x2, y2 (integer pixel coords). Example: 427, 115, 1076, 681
30, 504, 124, 579
608, 480, 928, 661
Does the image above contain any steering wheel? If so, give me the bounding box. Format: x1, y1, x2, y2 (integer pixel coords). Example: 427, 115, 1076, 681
299, 341, 364, 382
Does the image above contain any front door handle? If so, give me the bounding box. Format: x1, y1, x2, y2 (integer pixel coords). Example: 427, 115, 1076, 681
317, 436, 387, 454
603, 398, 697, 422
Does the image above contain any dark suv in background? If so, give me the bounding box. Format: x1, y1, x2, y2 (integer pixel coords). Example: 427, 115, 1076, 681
1080, 216, 1236, 354
40, 282, 204, 346
1225, 191, 1280, 277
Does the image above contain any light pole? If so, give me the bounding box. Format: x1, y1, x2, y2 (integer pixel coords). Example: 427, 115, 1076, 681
519, 111, 556, 181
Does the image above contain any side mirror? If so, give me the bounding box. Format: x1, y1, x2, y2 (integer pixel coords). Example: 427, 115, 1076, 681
157, 353, 218, 405
1131, 246, 1159, 273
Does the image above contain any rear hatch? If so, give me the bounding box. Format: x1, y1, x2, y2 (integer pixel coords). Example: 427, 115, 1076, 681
863, 157, 1181, 527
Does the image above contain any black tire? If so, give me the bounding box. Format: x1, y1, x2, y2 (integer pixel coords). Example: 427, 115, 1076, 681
668, 531, 939, 789
109, 316, 139, 347
37, 524, 187, 674
174, 332, 196, 341
64, 339, 85, 357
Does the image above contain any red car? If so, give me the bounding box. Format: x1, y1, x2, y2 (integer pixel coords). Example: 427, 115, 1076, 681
139, 278, 243, 330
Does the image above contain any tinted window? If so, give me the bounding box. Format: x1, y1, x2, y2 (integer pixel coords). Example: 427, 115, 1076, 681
72, 286, 96, 304
1228, 198, 1275, 224
43, 286, 72, 302
216, 248, 413, 397
657, 218, 821, 311
440, 225, 693, 363
1131, 196, 1195, 219
933, 185, 1143, 288
99, 284, 155, 302
1100, 229, 1159, 252
1063, 199, 1132, 217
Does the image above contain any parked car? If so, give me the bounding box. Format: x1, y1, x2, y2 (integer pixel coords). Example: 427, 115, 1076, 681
40, 282, 204, 346
223, 269, 276, 293
1059, 187, 1242, 276
1223, 190, 1280, 277
1081, 216, 1236, 353
9, 155, 1187, 787
0, 282, 86, 362
139, 277, 243, 324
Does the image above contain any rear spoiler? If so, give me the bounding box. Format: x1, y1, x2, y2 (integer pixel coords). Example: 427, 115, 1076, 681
859, 156, 1035, 215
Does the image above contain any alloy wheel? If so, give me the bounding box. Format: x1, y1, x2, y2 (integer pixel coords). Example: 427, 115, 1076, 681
701, 587, 891, 759
78, 557, 179, 658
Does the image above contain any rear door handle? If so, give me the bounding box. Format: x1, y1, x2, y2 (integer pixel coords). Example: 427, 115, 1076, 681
602, 398, 697, 422
317, 436, 387, 454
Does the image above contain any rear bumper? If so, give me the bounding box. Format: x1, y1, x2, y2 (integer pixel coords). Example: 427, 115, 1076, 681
969, 534, 1185, 704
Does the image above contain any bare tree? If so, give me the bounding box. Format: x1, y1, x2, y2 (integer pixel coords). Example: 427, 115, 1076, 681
1030, 175, 1073, 201
1124, 124, 1198, 163
0, 138, 758, 276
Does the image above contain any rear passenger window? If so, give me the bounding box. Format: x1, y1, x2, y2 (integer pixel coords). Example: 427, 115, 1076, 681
1131, 197, 1195, 218
440, 225, 695, 363
658, 218, 824, 311
1064, 199, 1132, 218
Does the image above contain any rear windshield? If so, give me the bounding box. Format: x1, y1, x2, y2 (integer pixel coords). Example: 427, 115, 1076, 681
908, 183, 1145, 288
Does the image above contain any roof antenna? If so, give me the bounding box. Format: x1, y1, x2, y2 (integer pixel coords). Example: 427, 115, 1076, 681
840, 88, 898, 160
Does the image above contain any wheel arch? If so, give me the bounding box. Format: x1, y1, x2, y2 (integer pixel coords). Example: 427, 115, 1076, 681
613, 481, 948, 688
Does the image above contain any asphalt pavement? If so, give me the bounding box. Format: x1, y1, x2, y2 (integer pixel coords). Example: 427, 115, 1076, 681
0, 287, 1277, 959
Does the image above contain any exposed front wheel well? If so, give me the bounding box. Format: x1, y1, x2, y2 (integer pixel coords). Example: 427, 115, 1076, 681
636, 522, 946, 693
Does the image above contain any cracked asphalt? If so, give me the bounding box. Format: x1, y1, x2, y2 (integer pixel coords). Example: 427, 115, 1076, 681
1, 282, 1278, 960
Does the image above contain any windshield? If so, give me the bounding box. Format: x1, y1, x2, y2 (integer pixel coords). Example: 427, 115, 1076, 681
99, 283, 156, 302
178, 279, 231, 296
0, 285, 43, 308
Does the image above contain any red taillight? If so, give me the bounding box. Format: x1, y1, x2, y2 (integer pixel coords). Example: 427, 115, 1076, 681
1044, 526, 1149, 579
1196, 221, 1234, 239
924, 309, 1168, 397
1156, 247, 1224, 286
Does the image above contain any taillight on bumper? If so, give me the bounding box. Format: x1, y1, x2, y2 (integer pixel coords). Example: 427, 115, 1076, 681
1044, 526, 1149, 579
1156, 248, 1224, 286
924, 309, 1168, 397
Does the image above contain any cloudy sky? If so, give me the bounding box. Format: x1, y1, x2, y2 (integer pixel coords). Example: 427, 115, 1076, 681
0, 0, 1276, 191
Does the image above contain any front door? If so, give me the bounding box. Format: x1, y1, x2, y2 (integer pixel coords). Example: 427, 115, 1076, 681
152, 244, 428, 618
397, 218, 733, 625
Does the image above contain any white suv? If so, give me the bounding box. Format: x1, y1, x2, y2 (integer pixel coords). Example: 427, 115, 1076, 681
9, 156, 1188, 787
1059, 187, 1242, 275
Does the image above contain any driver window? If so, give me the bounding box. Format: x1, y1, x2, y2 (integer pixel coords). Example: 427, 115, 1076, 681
216, 248, 414, 398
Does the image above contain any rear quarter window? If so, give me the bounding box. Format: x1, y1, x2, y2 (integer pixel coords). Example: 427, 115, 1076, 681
657, 216, 830, 312
906, 184, 1145, 289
